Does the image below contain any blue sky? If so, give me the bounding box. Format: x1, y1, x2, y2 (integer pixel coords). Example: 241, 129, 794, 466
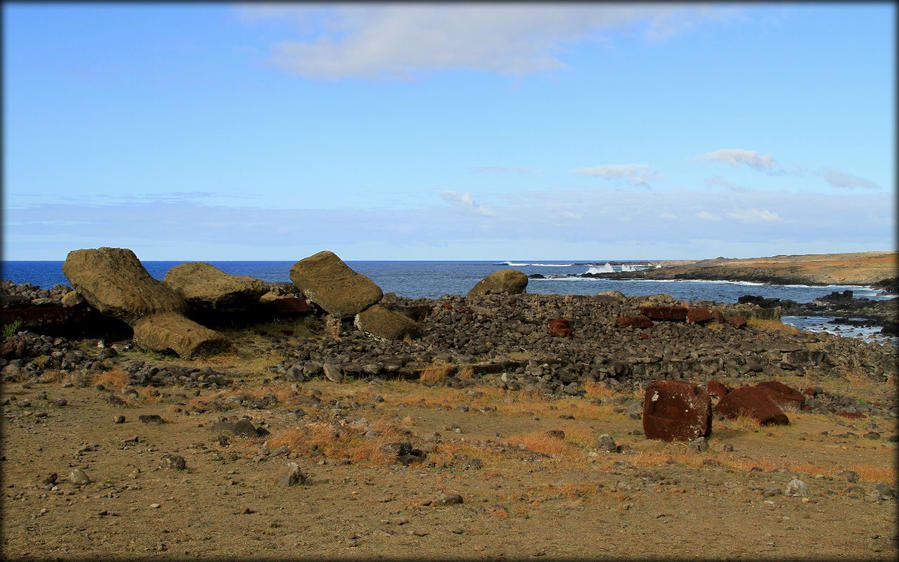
3, 3, 895, 260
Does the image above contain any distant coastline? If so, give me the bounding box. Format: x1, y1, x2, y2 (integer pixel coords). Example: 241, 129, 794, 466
594, 251, 897, 289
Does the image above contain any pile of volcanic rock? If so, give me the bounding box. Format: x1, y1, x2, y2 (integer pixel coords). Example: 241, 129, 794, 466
641, 378, 810, 442
0, 330, 114, 383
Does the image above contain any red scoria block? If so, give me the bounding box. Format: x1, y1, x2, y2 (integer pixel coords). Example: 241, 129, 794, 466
271, 297, 310, 316
706, 380, 730, 400
549, 318, 572, 337
616, 315, 653, 329
686, 307, 714, 324
639, 306, 688, 322
753, 380, 804, 411
642, 380, 712, 442
714, 385, 789, 425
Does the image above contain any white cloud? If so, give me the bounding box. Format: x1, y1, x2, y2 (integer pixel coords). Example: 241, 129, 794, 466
237, 4, 738, 79
572, 164, 661, 187
705, 176, 749, 192
696, 210, 721, 221
441, 190, 496, 216
696, 149, 781, 173
817, 167, 878, 189
726, 208, 784, 223
660, 212, 677, 220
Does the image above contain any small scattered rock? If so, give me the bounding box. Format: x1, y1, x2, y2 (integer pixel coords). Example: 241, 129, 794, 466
279, 462, 308, 487
69, 468, 91, 486
784, 479, 809, 497
113, 415, 126, 424
432, 492, 463, 506
688, 436, 708, 453
596, 434, 618, 453
160, 454, 186, 470
139, 414, 166, 424
322, 363, 344, 383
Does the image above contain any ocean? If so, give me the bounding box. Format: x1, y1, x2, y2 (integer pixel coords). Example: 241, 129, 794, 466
3, 260, 895, 344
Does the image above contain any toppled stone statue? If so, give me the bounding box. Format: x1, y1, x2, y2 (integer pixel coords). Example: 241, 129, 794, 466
62, 247, 228, 358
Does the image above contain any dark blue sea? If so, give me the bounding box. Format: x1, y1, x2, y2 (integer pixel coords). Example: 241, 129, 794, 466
2, 260, 892, 303
3, 260, 895, 344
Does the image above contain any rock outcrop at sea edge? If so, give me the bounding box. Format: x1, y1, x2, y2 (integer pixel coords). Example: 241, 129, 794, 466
164, 262, 269, 315
466, 269, 528, 297
62, 248, 227, 358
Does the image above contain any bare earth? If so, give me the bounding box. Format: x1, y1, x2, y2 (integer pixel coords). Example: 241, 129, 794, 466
639, 252, 898, 286
2, 338, 896, 559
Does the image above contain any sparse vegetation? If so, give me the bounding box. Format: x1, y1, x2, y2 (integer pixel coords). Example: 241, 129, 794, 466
2, 320, 22, 338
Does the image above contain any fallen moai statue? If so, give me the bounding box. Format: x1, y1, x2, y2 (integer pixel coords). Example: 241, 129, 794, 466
62, 247, 228, 358
290, 250, 418, 341
164, 261, 269, 315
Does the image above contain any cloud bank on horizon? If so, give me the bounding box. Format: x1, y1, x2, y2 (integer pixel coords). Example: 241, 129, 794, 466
3, 3, 894, 260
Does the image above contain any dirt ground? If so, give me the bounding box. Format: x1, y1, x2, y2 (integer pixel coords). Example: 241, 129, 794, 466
2, 338, 896, 560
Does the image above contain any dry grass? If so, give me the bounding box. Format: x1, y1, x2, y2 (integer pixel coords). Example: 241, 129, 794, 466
502, 430, 581, 459
717, 414, 762, 432
747, 317, 801, 334
419, 363, 456, 384
92, 369, 128, 389
265, 417, 411, 465
584, 380, 616, 400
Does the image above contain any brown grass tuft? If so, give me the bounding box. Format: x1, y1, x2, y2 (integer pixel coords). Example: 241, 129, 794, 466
93, 369, 128, 389
584, 380, 615, 400
419, 363, 455, 384
747, 317, 800, 334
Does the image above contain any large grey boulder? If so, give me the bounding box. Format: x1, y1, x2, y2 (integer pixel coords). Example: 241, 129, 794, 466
62, 247, 186, 323
164, 262, 268, 313
467, 269, 528, 297
289, 251, 382, 318
354, 304, 419, 340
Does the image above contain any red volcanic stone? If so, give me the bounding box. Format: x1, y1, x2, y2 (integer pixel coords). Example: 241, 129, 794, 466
714, 386, 789, 425
726, 315, 747, 329
836, 411, 866, 419
640, 332, 649, 340
706, 380, 730, 400
270, 297, 310, 317
686, 307, 714, 324
639, 306, 688, 322
711, 310, 726, 323
549, 318, 572, 338
442, 302, 454, 311
754, 381, 804, 411
617, 315, 653, 329
642, 380, 712, 442
1, 336, 26, 359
